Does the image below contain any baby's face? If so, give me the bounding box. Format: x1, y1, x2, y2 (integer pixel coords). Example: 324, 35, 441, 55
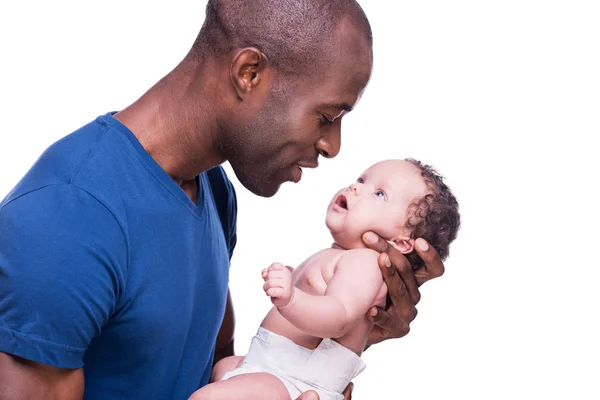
326, 160, 429, 250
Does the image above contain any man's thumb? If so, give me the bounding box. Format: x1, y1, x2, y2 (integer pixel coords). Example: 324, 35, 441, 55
297, 391, 319, 400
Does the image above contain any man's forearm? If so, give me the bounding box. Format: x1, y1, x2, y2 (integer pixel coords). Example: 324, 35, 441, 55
278, 288, 349, 338
213, 289, 235, 365
0, 353, 84, 400
212, 338, 234, 366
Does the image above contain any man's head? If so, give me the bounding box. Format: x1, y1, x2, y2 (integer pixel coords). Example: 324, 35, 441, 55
326, 159, 460, 268
188, 0, 373, 196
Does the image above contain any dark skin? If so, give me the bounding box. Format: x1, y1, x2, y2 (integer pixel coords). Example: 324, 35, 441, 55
0, 16, 444, 400
0, 354, 83, 400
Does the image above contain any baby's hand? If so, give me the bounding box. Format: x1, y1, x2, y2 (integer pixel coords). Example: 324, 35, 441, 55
262, 262, 294, 308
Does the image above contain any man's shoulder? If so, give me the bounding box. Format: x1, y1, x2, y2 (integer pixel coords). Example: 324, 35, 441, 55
0, 183, 125, 241
0, 114, 132, 242
1, 114, 123, 207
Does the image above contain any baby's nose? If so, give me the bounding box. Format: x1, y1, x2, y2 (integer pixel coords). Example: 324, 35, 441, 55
349, 183, 361, 194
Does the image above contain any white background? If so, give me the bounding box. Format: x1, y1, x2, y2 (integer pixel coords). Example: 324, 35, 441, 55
1, 1, 599, 399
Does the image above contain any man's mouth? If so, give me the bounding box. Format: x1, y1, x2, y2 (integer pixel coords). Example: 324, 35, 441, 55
297, 160, 319, 169
291, 165, 303, 183
335, 194, 348, 210
291, 160, 318, 184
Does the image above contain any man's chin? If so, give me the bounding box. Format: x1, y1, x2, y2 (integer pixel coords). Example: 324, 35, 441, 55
240, 176, 282, 198
231, 164, 287, 197
251, 185, 281, 198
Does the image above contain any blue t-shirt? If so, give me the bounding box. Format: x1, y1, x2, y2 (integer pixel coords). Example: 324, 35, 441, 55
0, 112, 237, 399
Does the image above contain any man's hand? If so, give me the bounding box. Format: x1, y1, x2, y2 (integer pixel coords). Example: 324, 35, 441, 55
296, 391, 320, 400
296, 382, 353, 399
362, 232, 445, 345
262, 262, 294, 308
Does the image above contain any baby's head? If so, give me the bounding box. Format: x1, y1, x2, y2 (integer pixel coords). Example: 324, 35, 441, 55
326, 159, 460, 268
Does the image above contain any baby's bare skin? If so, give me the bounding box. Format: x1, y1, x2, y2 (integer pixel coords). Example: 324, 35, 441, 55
261, 247, 388, 355
193, 160, 434, 400
261, 160, 429, 356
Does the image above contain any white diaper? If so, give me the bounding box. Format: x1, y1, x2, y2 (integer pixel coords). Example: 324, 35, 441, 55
221, 328, 366, 400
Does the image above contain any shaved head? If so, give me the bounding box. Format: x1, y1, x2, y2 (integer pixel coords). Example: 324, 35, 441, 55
193, 0, 372, 76
167, 0, 374, 197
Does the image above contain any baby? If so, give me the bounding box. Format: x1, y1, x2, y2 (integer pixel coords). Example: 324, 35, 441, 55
191, 158, 460, 400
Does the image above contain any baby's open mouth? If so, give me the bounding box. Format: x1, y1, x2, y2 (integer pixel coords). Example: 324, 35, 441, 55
335, 194, 348, 210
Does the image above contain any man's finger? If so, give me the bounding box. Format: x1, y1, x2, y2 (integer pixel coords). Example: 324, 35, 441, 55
296, 390, 320, 400
371, 306, 393, 328
377, 259, 418, 321
370, 307, 411, 342
413, 238, 445, 286
364, 231, 421, 303
362, 231, 391, 253
378, 252, 421, 305
376, 307, 411, 336
342, 382, 354, 400
367, 324, 386, 346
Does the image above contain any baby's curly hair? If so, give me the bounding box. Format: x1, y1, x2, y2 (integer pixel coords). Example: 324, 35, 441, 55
404, 158, 461, 269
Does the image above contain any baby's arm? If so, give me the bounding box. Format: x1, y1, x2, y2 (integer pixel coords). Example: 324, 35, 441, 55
263, 249, 383, 338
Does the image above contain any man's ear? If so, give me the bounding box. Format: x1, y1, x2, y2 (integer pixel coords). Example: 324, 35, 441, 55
229, 47, 269, 100
388, 236, 415, 254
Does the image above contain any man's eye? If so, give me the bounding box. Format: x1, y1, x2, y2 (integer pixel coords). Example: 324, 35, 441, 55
375, 190, 386, 199
320, 115, 334, 126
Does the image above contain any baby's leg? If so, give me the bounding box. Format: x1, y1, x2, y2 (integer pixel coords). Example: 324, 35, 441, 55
189, 372, 291, 400
211, 355, 244, 382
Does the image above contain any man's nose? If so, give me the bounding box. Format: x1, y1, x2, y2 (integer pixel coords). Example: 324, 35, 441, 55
315, 123, 341, 159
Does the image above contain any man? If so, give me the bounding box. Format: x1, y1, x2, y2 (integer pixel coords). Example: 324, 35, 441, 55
0, 0, 444, 398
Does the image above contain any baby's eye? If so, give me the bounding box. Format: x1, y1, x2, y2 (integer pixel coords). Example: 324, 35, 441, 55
375, 190, 386, 199
357, 177, 364, 184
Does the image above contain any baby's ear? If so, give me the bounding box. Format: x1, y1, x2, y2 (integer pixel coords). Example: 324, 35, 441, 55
388, 236, 415, 254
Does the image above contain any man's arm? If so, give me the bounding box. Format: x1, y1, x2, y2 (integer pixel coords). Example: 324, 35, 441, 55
0, 353, 83, 400
213, 289, 235, 366
263, 249, 382, 339
0, 186, 127, 396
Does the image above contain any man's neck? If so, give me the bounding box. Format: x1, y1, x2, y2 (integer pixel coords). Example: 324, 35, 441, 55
115, 62, 226, 183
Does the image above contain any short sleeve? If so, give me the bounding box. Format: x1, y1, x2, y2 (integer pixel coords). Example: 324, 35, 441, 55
0, 184, 127, 369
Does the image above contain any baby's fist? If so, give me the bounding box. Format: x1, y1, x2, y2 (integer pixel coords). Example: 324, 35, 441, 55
262, 262, 294, 308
